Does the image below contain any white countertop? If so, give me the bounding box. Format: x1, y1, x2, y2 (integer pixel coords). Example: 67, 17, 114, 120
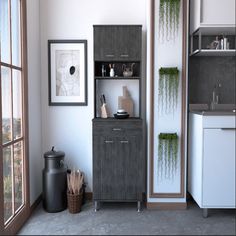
190, 110, 236, 116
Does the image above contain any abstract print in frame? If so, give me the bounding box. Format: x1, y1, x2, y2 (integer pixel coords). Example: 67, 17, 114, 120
48, 40, 87, 106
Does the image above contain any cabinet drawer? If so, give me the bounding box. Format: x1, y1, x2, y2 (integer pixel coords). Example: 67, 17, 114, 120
203, 115, 236, 128
93, 120, 142, 135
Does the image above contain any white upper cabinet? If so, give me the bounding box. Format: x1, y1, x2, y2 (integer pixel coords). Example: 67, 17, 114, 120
190, 0, 236, 34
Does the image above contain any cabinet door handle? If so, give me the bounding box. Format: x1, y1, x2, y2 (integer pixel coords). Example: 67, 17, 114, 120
221, 128, 236, 131
105, 140, 114, 144
113, 128, 122, 131
120, 140, 129, 144
106, 54, 114, 57
120, 54, 129, 57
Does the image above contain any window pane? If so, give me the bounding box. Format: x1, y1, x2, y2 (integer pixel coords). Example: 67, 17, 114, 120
11, 0, 21, 67
1, 66, 12, 144
13, 69, 22, 139
0, 0, 11, 63
14, 141, 23, 211
3, 146, 13, 223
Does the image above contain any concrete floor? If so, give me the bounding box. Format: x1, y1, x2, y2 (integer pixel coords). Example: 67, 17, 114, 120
18, 201, 235, 235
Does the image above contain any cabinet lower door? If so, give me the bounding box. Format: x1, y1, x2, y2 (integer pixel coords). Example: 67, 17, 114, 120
203, 129, 235, 207
118, 135, 143, 200
94, 136, 125, 200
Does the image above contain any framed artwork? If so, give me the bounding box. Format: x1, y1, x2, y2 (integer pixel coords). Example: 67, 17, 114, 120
48, 40, 87, 106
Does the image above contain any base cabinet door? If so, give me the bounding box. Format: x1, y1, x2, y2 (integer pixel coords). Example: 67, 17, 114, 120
203, 129, 236, 207
120, 135, 144, 200
93, 135, 125, 200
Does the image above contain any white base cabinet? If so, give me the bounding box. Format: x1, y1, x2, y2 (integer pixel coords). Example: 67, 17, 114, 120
188, 113, 236, 213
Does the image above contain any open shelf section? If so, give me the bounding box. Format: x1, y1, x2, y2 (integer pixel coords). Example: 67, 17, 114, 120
190, 49, 236, 57
95, 76, 141, 80
190, 27, 236, 57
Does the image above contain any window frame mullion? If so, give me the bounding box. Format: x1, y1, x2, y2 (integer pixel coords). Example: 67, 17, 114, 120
8, 0, 17, 218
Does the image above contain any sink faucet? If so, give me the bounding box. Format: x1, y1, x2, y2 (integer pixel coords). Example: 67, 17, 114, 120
210, 83, 221, 110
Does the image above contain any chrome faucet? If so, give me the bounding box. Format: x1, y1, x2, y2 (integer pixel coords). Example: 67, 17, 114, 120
210, 83, 221, 110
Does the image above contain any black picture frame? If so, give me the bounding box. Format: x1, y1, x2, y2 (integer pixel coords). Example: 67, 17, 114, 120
48, 40, 87, 106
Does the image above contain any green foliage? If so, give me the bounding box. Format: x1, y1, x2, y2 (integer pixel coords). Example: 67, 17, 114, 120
158, 67, 179, 115
4, 175, 12, 198
158, 133, 178, 180
159, 0, 181, 41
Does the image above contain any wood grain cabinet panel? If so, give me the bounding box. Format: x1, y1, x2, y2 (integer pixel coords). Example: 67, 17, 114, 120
94, 25, 142, 61
93, 120, 145, 202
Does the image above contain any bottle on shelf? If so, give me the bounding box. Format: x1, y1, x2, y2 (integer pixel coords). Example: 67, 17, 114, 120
101, 64, 106, 77
223, 37, 228, 50
109, 64, 115, 77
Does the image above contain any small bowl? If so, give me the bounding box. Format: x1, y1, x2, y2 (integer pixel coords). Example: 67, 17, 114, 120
123, 71, 133, 77
117, 109, 125, 113
114, 113, 129, 119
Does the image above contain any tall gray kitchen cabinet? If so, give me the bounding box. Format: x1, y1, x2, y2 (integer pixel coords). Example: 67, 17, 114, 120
92, 25, 145, 211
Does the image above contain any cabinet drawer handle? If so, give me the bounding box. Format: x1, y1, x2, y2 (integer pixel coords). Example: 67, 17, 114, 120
106, 54, 114, 57
120, 140, 129, 144
221, 128, 236, 130
113, 128, 122, 131
120, 54, 129, 57
105, 140, 114, 144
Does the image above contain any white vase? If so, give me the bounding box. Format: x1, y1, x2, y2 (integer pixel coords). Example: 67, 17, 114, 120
110, 68, 114, 77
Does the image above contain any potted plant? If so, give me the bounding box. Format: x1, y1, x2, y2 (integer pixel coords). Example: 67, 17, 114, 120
67, 169, 84, 213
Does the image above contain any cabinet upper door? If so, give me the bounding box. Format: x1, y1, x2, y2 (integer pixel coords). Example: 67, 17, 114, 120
190, 0, 235, 34
94, 25, 142, 61
201, 0, 235, 25
115, 26, 142, 61
94, 26, 116, 61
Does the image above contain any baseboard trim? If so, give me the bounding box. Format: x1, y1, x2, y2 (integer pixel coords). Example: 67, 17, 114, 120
85, 192, 93, 201
30, 194, 42, 214
146, 202, 187, 210
29, 192, 93, 214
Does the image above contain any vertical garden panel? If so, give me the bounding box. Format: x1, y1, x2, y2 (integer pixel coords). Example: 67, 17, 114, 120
149, 0, 188, 199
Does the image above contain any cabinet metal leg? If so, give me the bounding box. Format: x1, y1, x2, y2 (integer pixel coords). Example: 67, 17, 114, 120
94, 201, 99, 212
203, 208, 208, 218
137, 201, 141, 212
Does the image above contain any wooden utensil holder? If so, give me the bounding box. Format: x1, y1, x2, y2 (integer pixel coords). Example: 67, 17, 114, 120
101, 104, 108, 118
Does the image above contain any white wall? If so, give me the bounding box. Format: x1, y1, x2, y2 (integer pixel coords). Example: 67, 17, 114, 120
26, 0, 43, 205
39, 0, 147, 192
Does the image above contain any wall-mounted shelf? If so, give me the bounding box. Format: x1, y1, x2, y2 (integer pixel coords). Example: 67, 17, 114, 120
192, 26, 236, 36
190, 49, 236, 57
190, 28, 236, 57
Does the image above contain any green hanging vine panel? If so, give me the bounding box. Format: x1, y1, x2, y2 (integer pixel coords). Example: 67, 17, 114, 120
159, 0, 181, 41
158, 67, 179, 115
158, 133, 178, 180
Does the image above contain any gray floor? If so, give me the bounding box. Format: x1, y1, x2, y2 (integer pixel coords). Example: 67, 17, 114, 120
18, 201, 236, 235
